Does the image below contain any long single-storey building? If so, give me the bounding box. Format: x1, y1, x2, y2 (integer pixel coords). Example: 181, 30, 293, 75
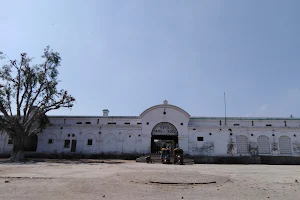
1, 100, 300, 157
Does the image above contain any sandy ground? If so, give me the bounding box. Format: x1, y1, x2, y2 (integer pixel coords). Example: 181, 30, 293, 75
0, 160, 300, 200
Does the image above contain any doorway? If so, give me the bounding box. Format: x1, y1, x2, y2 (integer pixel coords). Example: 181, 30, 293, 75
71, 140, 77, 152
151, 122, 178, 153
151, 135, 178, 153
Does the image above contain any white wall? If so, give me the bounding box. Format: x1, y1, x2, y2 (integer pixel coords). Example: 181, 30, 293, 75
140, 104, 190, 153
1, 104, 300, 157
36, 124, 143, 154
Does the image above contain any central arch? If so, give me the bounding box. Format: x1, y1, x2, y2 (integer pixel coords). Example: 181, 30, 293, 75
151, 122, 178, 153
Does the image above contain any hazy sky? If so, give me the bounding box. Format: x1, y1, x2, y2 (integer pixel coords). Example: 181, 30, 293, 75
1, 0, 300, 117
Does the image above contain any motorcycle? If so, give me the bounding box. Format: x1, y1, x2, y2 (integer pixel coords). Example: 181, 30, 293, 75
162, 154, 170, 164
173, 148, 184, 165
175, 154, 183, 165
145, 155, 153, 164
160, 148, 171, 164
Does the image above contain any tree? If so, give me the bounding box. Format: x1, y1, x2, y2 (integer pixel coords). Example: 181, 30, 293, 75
0, 46, 75, 161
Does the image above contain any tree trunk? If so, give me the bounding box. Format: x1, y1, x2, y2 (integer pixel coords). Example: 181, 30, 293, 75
10, 136, 26, 162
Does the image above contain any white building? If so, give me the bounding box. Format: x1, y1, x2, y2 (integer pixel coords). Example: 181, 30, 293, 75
1, 100, 300, 157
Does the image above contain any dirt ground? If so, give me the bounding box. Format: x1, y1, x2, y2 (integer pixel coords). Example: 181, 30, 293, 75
0, 159, 300, 200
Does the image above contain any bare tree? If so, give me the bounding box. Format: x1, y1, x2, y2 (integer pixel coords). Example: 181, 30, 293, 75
0, 46, 75, 161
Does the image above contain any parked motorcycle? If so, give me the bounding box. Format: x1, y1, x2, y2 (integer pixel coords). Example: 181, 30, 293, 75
160, 148, 171, 164
145, 155, 153, 164
173, 148, 184, 165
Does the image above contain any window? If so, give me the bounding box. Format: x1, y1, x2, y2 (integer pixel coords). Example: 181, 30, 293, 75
124, 122, 130, 125
87, 139, 93, 146
48, 139, 53, 144
64, 119, 66, 124
257, 135, 270, 154
8, 137, 13, 144
266, 124, 272, 127
76, 122, 82, 124
219, 120, 222, 126
108, 122, 116, 125
234, 124, 240, 126
137, 123, 142, 125
64, 140, 70, 148
284, 121, 287, 127
279, 136, 292, 155
236, 135, 249, 154
252, 121, 254, 126
197, 137, 204, 141
85, 122, 91, 124
97, 119, 99, 124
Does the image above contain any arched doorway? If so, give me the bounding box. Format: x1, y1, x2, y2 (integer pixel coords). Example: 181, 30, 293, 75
151, 122, 178, 153
236, 135, 249, 154
279, 136, 292, 155
122, 133, 136, 154
103, 133, 117, 153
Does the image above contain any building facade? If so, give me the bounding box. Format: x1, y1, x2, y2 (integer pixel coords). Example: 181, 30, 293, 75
1, 100, 300, 157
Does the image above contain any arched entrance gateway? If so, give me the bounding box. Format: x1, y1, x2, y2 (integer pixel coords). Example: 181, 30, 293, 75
151, 122, 178, 153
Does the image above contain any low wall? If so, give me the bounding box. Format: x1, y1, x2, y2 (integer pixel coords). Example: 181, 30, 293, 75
260, 156, 300, 165
2, 152, 300, 165
193, 156, 261, 164
0, 152, 141, 160
193, 156, 300, 165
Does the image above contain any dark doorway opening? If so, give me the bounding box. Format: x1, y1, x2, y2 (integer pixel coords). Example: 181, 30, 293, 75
24, 135, 38, 151
151, 135, 178, 153
71, 140, 77, 152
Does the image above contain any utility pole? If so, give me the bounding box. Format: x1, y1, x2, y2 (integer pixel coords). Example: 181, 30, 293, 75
224, 92, 227, 126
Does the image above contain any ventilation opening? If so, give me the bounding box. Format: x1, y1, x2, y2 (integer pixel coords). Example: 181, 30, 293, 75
266, 124, 272, 127
85, 122, 91, 124
284, 121, 287, 127
219, 120, 222, 126
137, 123, 142, 125
234, 124, 240, 126
76, 122, 82, 124
124, 122, 130, 125
252, 121, 254, 126
97, 119, 99, 124
48, 139, 53, 144
197, 137, 204, 141
108, 122, 116, 125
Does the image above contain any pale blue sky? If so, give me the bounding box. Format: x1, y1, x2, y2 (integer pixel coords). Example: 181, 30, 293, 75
1, 0, 300, 117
